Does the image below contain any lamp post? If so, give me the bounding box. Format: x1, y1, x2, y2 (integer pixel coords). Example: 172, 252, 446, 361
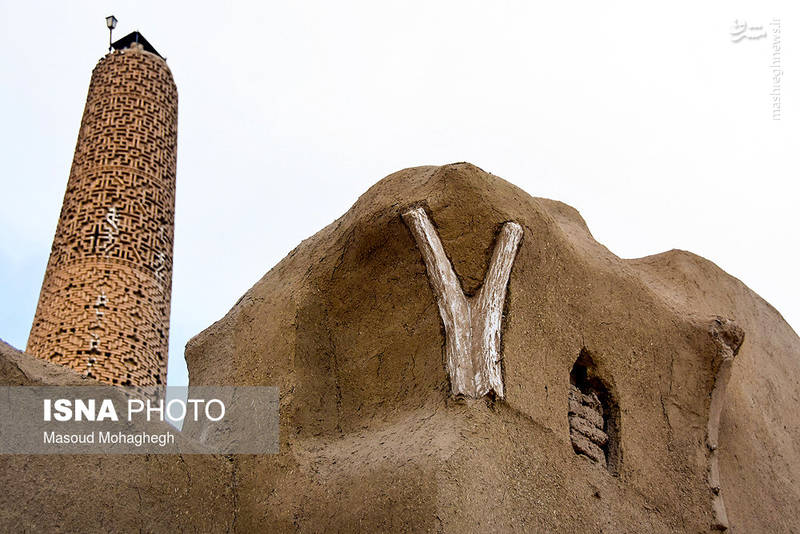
106, 15, 118, 52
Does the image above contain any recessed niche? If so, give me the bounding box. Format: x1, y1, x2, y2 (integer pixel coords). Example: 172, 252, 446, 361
568, 349, 621, 473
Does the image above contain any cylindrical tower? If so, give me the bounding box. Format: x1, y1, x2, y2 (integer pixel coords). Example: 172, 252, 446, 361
27, 33, 177, 389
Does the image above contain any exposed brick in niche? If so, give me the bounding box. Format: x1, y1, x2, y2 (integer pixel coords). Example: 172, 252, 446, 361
568, 349, 621, 472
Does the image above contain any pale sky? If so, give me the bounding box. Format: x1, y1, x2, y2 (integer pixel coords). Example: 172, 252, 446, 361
1, 1, 797, 386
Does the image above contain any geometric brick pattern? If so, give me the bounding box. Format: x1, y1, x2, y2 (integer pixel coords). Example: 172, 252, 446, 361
27, 42, 177, 389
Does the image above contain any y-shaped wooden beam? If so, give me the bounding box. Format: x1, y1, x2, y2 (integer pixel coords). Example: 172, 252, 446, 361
402, 207, 523, 398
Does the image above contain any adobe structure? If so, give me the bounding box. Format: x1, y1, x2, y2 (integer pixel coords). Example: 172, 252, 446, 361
26, 31, 177, 389
3, 162, 800, 532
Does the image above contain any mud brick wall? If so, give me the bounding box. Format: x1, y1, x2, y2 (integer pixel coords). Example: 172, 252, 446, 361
568, 384, 609, 466
27, 44, 177, 388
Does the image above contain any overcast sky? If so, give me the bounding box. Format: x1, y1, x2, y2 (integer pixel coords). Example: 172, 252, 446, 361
1, 1, 797, 386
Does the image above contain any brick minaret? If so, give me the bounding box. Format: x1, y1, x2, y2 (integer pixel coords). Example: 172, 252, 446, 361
27, 32, 177, 388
